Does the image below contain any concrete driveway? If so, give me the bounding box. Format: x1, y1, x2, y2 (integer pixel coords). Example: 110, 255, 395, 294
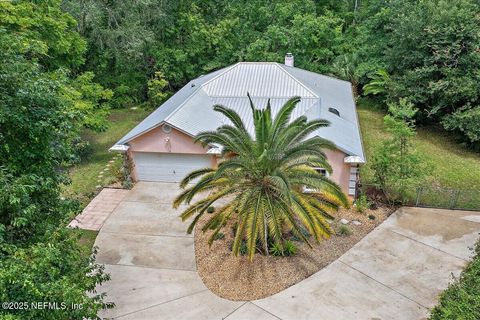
95, 182, 480, 319
95, 182, 243, 319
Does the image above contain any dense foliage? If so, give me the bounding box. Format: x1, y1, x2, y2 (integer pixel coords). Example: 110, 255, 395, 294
430, 240, 480, 319
358, 0, 480, 148
174, 96, 348, 260
0, 1, 110, 318
62, 0, 480, 149
62, 0, 354, 107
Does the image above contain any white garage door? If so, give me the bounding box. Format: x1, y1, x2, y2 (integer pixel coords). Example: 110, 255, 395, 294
133, 152, 213, 182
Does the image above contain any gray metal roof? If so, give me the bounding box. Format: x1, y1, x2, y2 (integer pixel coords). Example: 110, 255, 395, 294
115, 62, 365, 161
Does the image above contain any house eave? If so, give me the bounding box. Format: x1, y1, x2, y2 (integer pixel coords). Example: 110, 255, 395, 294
109, 144, 130, 152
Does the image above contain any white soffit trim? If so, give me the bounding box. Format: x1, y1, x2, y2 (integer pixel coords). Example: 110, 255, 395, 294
207, 144, 223, 154
109, 144, 130, 152
344, 155, 364, 164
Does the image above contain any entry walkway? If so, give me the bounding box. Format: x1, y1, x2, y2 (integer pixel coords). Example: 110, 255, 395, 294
94, 182, 480, 319
69, 188, 129, 230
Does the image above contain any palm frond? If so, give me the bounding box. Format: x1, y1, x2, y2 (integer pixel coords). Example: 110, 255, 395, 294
174, 94, 350, 261
213, 104, 248, 132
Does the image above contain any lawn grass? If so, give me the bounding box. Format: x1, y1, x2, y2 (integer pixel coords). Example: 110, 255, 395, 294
75, 229, 100, 256
63, 108, 150, 206
357, 98, 480, 207
64, 108, 149, 253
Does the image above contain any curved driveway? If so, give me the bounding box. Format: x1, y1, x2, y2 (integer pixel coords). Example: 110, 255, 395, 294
95, 182, 480, 319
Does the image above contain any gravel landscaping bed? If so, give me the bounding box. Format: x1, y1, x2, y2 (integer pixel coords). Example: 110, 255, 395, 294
194, 205, 395, 301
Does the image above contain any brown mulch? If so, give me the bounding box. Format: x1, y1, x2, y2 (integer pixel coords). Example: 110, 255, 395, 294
194, 205, 395, 301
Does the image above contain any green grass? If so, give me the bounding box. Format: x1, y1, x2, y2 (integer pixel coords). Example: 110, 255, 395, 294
357, 98, 480, 207
65, 108, 149, 254
63, 108, 150, 205
75, 229, 99, 256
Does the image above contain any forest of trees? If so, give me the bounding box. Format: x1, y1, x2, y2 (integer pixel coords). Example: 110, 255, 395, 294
0, 0, 479, 318
61, 0, 480, 149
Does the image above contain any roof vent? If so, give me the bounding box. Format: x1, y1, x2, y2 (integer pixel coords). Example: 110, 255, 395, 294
328, 107, 340, 117
284, 53, 294, 67
162, 124, 172, 133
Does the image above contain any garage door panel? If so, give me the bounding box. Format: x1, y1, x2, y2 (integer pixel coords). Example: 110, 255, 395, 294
133, 152, 212, 182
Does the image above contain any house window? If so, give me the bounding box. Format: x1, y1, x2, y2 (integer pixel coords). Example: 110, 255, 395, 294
303, 167, 329, 193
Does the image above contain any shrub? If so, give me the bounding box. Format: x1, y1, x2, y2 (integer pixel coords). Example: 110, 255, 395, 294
283, 240, 298, 256
291, 225, 312, 242
269, 240, 298, 257
110, 84, 136, 109
229, 239, 248, 255
207, 206, 215, 214
338, 225, 352, 236
355, 194, 369, 213
269, 243, 284, 256
121, 153, 134, 189
71, 138, 93, 163
0, 229, 112, 319
430, 240, 480, 319
239, 240, 248, 256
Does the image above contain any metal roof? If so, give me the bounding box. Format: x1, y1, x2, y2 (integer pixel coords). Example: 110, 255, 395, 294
114, 62, 365, 161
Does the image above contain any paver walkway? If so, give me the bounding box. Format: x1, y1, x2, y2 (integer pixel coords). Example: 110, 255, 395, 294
69, 188, 129, 231
95, 182, 480, 319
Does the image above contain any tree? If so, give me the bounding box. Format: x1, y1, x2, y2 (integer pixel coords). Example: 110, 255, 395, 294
0, 1, 110, 317
371, 99, 429, 202
363, 69, 391, 97
147, 71, 170, 108
355, 0, 480, 148
442, 107, 480, 149
173, 96, 348, 261
0, 0, 86, 70
62, 0, 348, 107
62, 0, 172, 107
332, 53, 361, 97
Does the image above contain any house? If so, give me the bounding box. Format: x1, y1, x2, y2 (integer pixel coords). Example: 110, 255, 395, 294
111, 56, 365, 197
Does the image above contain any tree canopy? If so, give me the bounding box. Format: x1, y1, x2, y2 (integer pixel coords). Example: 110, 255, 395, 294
60, 0, 480, 149
0, 1, 110, 318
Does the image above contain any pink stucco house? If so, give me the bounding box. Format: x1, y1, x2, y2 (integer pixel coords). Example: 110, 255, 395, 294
111, 57, 365, 197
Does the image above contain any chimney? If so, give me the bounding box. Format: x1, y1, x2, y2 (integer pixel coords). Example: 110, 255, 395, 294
284, 53, 294, 67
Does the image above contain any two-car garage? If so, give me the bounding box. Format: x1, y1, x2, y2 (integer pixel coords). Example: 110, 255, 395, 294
131, 152, 214, 183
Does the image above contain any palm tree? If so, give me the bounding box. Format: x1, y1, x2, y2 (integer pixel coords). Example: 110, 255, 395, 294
363, 69, 391, 96
332, 53, 360, 97
173, 95, 349, 261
